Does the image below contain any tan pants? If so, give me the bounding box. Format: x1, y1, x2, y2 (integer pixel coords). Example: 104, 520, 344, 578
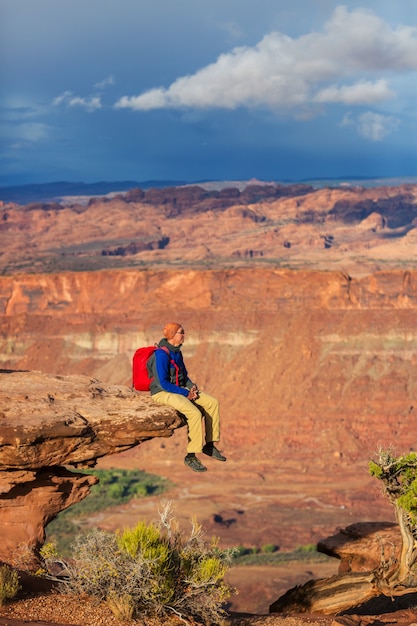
152, 390, 220, 454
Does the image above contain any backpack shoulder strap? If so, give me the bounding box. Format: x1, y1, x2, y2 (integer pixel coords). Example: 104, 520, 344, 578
156, 345, 180, 386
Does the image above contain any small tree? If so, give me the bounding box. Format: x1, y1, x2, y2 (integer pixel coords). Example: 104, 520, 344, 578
271, 448, 417, 615
369, 448, 417, 592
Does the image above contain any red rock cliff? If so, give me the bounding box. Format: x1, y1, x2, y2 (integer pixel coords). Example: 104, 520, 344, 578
0, 267, 415, 465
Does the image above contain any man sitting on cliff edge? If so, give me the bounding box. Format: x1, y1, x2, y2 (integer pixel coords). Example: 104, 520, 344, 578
148, 322, 226, 473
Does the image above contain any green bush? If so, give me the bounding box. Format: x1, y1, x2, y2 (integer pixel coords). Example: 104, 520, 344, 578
46, 468, 171, 555
0, 565, 20, 606
261, 543, 279, 553
369, 450, 417, 522
232, 546, 328, 566
45, 502, 235, 623
295, 543, 317, 553
234, 545, 252, 557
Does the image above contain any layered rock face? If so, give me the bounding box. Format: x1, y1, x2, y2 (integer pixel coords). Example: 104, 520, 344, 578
0, 370, 182, 567
0, 267, 416, 465
1, 183, 416, 275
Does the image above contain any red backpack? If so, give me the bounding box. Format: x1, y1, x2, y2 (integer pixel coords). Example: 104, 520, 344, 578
132, 345, 175, 391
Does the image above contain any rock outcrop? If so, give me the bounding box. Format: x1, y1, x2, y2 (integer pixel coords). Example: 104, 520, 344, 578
317, 522, 401, 575
0, 369, 183, 567
269, 522, 415, 616
1, 183, 416, 275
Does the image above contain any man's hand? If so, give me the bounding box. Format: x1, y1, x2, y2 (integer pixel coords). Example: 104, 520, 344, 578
187, 385, 199, 400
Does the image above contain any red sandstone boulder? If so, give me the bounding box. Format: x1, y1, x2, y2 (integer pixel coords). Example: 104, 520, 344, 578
317, 522, 401, 575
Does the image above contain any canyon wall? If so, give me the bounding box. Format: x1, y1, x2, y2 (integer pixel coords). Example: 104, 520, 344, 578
1, 267, 416, 464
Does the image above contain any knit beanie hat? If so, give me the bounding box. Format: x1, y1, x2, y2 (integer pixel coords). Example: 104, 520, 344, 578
163, 322, 182, 340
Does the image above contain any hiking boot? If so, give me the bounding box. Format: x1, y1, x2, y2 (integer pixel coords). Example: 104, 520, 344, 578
202, 443, 226, 462
184, 454, 207, 473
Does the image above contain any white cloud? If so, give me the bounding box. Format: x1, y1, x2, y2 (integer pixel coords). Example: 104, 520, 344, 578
53, 91, 102, 112
53, 91, 73, 106
68, 96, 102, 111
95, 75, 115, 89
356, 111, 400, 141
314, 79, 394, 105
339, 110, 400, 140
115, 5, 417, 112
116, 90, 169, 111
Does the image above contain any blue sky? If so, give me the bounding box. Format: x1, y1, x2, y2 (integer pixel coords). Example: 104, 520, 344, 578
1, 0, 417, 186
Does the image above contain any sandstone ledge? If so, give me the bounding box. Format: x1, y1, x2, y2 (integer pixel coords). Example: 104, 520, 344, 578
0, 369, 184, 565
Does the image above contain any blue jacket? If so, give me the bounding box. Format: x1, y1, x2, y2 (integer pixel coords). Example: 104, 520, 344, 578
148, 338, 194, 396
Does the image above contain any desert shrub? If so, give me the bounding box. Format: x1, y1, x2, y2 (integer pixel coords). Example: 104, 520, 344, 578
232, 545, 261, 558
234, 545, 252, 557
295, 543, 317, 553
370, 450, 417, 522
45, 517, 81, 556
232, 547, 329, 567
261, 543, 279, 553
47, 501, 235, 623
106, 592, 134, 621
0, 565, 20, 606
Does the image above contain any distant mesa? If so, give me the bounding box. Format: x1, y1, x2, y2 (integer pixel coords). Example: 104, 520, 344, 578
0, 179, 187, 204
0, 180, 416, 275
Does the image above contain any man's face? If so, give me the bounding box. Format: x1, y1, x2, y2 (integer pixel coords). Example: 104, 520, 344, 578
171, 328, 185, 346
